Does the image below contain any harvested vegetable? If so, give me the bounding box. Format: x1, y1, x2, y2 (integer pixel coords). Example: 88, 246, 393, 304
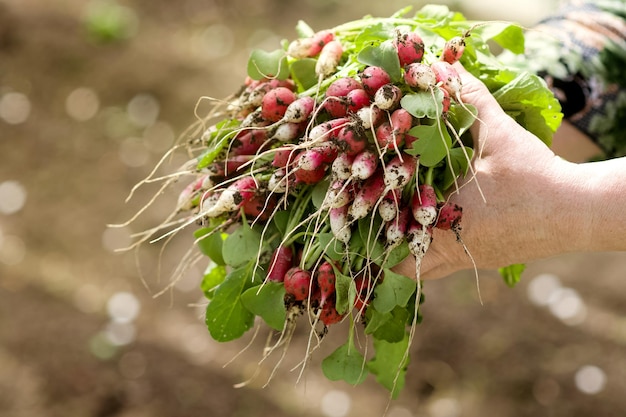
115, 4, 562, 399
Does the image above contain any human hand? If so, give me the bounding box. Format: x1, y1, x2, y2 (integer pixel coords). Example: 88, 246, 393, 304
394, 65, 590, 280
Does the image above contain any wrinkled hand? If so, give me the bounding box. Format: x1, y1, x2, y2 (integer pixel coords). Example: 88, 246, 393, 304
394, 65, 582, 280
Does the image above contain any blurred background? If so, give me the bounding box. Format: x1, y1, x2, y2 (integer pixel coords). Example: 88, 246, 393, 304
1, 0, 626, 416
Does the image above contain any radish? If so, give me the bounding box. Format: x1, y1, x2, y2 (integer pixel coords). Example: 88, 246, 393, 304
202, 176, 257, 218
267, 245, 294, 282
403, 62, 436, 91
282, 96, 315, 123
298, 147, 329, 171
331, 152, 355, 180
284, 267, 312, 301
375, 121, 403, 149
378, 189, 400, 222
431, 61, 462, 99
355, 105, 383, 130
315, 40, 343, 78
287, 29, 334, 58
390, 108, 413, 135
345, 88, 371, 113
333, 124, 367, 156
385, 205, 410, 249
261, 87, 297, 122
326, 77, 362, 97
243, 191, 276, 222
316, 260, 336, 306
329, 204, 351, 243
360, 66, 391, 97
406, 220, 432, 261
441, 35, 466, 64
231, 129, 268, 156
411, 184, 438, 227
323, 179, 353, 209
373, 83, 402, 111
394, 30, 425, 66
272, 147, 296, 168
319, 296, 345, 326
271, 121, 301, 142
383, 153, 418, 190
435, 201, 463, 231
353, 273, 373, 313
350, 149, 379, 180
347, 170, 386, 221
294, 163, 328, 184
268, 168, 290, 193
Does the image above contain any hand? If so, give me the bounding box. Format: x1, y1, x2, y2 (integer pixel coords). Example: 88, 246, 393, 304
394, 66, 595, 280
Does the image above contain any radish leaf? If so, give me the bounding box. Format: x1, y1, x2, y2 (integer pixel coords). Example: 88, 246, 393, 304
241, 282, 286, 331
368, 333, 410, 398
247, 49, 290, 80
406, 123, 452, 167
322, 340, 368, 385
372, 269, 417, 313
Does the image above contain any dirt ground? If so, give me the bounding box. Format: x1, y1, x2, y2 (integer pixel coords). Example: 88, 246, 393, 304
1, 1, 626, 416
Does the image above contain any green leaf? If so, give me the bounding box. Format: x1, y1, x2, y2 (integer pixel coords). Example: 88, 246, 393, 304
322, 340, 368, 385
241, 282, 286, 331
380, 241, 410, 269
367, 333, 410, 398
499, 263, 526, 287
406, 123, 452, 167
290, 58, 318, 91
222, 223, 263, 267
312, 179, 330, 209
492, 72, 563, 145
195, 119, 239, 170
447, 103, 477, 137
318, 232, 346, 262
357, 40, 402, 82
365, 306, 410, 343
440, 146, 474, 191
247, 49, 290, 80
474, 23, 525, 54
295, 20, 315, 38
372, 269, 417, 314
194, 228, 226, 265
205, 266, 256, 342
334, 271, 356, 315
200, 262, 227, 299
400, 89, 443, 120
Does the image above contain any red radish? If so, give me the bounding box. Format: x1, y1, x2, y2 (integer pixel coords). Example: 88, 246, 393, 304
326, 77, 362, 97
353, 274, 373, 313
315, 141, 340, 163
316, 40, 343, 78
347, 170, 386, 221
242, 192, 276, 222
284, 267, 312, 301
329, 204, 351, 243
283, 96, 315, 123
240, 108, 271, 128
404, 133, 418, 149
441, 36, 466, 64
177, 174, 212, 211
345, 88, 371, 113
403, 62, 436, 90
294, 163, 327, 184
202, 176, 257, 217
394, 30, 425, 66
390, 108, 413, 135
331, 152, 355, 180
267, 245, 294, 282
316, 260, 336, 306
333, 124, 367, 156
319, 296, 345, 326
378, 189, 400, 222
351, 149, 379, 180
323, 97, 348, 118
261, 87, 297, 122
374, 83, 402, 111
375, 121, 403, 149
298, 147, 328, 171
431, 61, 462, 98
272, 147, 296, 168
231, 129, 268, 156
411, 184, 438, 226
355, 105, 383, 130
360, 66, 391, 97
406, 220, 432, 261
435, 201, 463, 231
287, 30, 334, 58
308, 117, 350, 143
385, 205, 410, 249
205, 155, 253, 179
440, 86, 451, 115
383, 153, 418, 190
311, 30, 335, 53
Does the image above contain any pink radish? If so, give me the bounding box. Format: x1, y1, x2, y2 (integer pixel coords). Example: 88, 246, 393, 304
390, 108, 413, 134
375, 121, 403, 149
333, 124, 367, 156
345, 88, 371, 113
261, 87, 297, 122
329, 204, 351, 243
323, 179, 353, 209
435, 201, 463, 231
316, 40, 343, 78
282, 96, 315, 123
319, 296, 344, 326
316, 260, 336, 306
271, 122, 301, 142
374, 83, 402, 110
383, 153, 418, 190
378, 189, 400, 222
411, 184, 438, 226
394, 30, 425, 66
231, 129, 268, 156
403, 62, 436, 91
242, 192, 276, 222
441, 36, 466, 64
385, 205, 410, 249
360, 66, 391, 97
284, 267, 312, 301
298, 147, 328, 171
294, 163, 327, 184
431, 61, 462, 99
267, 245, 294, 282
355, 105, 383, 130
347, 170, 386, 221
331, 152, 355, 180
202, 176, 257, 218
268, 168, 290, 193
351, 149, 379, 180
326, 77, 362, 97
406, 220, 432, 261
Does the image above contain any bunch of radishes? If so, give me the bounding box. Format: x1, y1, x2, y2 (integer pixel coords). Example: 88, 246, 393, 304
122, 4, 561, 395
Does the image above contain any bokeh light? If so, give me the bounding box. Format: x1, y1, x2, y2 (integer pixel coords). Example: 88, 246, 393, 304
65, 87, 100, 121
106, 291, 141, 323
320, 389, 351, 417
0, 234, 26, 266
127, 93, 160, 128
0, 180, 27, 215
527, 273, 562, 306
575, 365, 607, 395
0, 91, 31, 124
428, 397, 460, 417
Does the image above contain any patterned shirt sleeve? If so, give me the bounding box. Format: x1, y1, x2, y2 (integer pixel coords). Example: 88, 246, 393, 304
525, 0, 626, 158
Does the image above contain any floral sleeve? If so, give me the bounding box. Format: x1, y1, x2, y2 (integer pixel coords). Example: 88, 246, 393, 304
524, 0, 626, 158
